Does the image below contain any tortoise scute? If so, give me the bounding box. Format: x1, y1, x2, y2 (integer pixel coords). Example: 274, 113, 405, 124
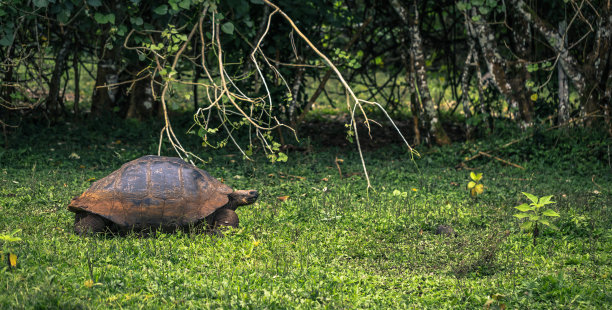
119, 162, 149, 196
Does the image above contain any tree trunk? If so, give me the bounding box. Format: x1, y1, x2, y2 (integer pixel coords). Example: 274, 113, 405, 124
391, 0, 450, 145
288, 66, 304, 126
510, 0, 611, 127
125, 75, 157, 120
460, 11, 479, 139
73, 46, 80, 117
509, 6, 534, 126
398, 16, 420, 145
46, 39, 71, 118
90, 40, 121, 117
460, 48, 474, 139
470, 7, 532, 127
557, 21, 570, 125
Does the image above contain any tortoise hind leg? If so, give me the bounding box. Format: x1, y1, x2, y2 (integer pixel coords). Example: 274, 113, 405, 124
211, 208, 239, 229
74, 212, 108, 235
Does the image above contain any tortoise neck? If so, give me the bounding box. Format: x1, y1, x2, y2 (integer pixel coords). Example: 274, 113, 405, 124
226, 193, 239, 210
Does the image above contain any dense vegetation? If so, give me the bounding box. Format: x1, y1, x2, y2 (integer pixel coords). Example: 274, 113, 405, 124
1, 118, 611, 308
1, 0, 611, 308
1, 0, 610, 147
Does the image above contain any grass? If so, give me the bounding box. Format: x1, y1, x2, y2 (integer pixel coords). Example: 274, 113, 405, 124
0, 117, 611, 309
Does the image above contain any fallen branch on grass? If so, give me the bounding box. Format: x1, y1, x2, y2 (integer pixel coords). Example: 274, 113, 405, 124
466, 151, 525, 169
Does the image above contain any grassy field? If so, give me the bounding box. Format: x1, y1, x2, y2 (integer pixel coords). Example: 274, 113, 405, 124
0, 117, 611, 309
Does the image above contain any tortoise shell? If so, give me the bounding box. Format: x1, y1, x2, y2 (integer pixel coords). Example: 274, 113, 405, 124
68, 155, 233, 228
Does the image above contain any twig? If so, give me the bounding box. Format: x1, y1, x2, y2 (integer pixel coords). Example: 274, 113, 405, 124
476, 151, 524, 169
335, 157, 343, 179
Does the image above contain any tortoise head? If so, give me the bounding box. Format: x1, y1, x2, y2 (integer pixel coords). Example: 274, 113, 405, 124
227, 190, 259, 210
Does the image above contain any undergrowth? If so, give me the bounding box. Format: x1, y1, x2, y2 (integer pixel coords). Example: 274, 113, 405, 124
0, 117, 610, 309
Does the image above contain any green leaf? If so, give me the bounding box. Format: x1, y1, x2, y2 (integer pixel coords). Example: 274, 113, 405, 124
470, 171, 476, 181
375, 56, 383, 66
539, 195, 556, 205
538, 219, 551, 227
131, 17, 143, 26
221, 22, 234, 35
94, 12, 108, 24
154, 5, 168, 15
179, 0, 191, 9
513, 213, 530, 219
520, 221, 533, 230
467, 181, 476, 189
0, 36, 13, 47
528, 215, 540, 221
522, 192, 539, 204
515, 203, 532, 212
0, 235, 22, 242
57, 9, 71, 24
542, 209, 560, 217
471, 15, 481, 22
479, 6, 490, 14
33, 0, 48, 8
106, 13, 115, 24
88, 0, 102, 7
197, 127, 207, 138
277, 152, 288, 162
117, 25, 127, 36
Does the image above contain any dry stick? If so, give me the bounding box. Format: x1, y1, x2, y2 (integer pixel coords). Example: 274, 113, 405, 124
215, 14, 282, 132
157, 7, 208, 163
335, 157, 343, 179
462, 113, 601, 168
477, 151, 524, 169
294, 15, 374, 127
250, 8, 279, 115
262, 0, 374, 188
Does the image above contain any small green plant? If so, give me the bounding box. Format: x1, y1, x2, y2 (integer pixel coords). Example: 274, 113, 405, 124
0, 229, 22, 268
514, 192, 560, 245
467, 172, 484, 197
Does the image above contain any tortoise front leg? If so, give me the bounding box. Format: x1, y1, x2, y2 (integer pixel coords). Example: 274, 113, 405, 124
74, 212, 108, 235
211, 208, 239, 229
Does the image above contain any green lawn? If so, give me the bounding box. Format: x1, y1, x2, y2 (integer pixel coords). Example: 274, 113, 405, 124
1, 119, 610, 309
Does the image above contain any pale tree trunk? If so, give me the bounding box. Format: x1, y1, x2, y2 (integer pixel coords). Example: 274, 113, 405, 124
464, 16, 491, 133
288, 66, 304, 126
469, 7, 533, 127
398, 21, 421, 145
391, 0, 450, 145
511, 0, 611, 127
460, 47, 475, 139
557, 21, 570, 125
460, 11, 478, 139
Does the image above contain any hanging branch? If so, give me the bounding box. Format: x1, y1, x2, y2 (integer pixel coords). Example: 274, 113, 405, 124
262, 0, 416, 189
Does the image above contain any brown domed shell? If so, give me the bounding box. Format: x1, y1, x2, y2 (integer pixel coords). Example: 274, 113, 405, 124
68, 155, 233, 228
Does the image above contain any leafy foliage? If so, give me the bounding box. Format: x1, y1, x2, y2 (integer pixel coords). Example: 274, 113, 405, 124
0, 120, 610, 308
514, 192, 560, 245
467, 172, 484, 197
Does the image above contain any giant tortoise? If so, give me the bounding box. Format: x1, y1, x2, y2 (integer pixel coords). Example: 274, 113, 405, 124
67, 155, 258, 235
